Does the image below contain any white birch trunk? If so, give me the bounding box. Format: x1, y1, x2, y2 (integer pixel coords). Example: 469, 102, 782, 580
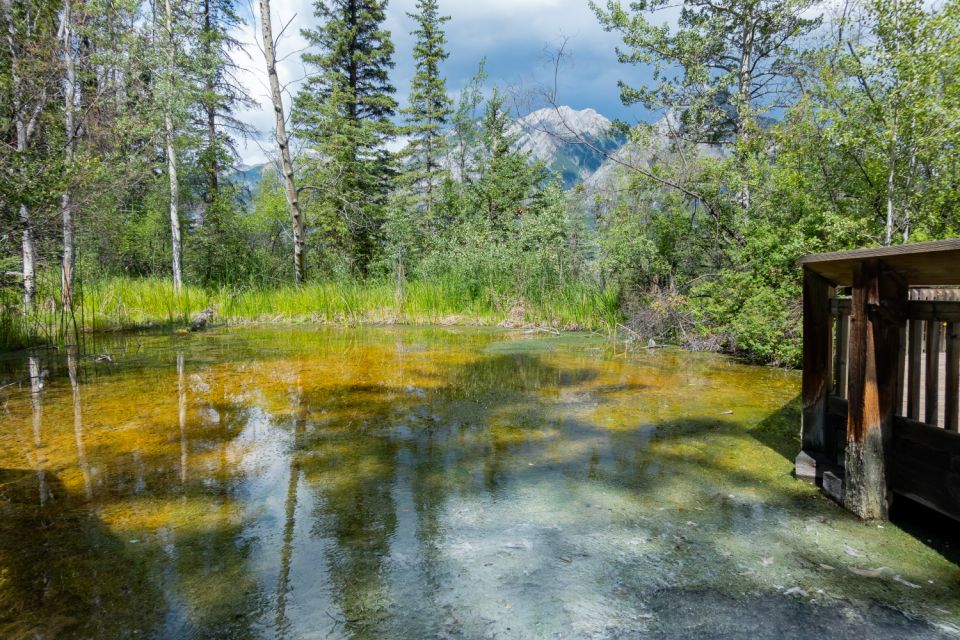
164, 0, 183, 291
3, 0, 37, 312
259, 0, 306, 283
61, 0, 77, 313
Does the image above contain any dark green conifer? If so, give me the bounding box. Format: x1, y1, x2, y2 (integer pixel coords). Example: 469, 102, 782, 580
401, 0, 452, 224
295, 0, 398, 274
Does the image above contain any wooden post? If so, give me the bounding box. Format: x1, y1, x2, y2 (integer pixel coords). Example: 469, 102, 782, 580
895, 325, 906, 416
907, 319, 923, 420
946, 322, 959, 432
844, 260, 906, 519
925, 320, 942, 425
797, 268, 834, 480
834, 312, 849, 398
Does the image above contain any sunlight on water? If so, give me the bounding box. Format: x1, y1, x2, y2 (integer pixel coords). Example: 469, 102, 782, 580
0, 326, 957, 639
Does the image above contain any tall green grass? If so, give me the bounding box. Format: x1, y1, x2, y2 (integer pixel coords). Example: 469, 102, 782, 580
1, 276, 622, 350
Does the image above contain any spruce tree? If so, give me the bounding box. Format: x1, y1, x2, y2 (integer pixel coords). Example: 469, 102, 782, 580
195, 0, 252, 202
401, 0, 451, 224
295, 0, 398, 275
471, 89, 546, 235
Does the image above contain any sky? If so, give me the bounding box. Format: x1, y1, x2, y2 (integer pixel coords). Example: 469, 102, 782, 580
230, 0, 658, 165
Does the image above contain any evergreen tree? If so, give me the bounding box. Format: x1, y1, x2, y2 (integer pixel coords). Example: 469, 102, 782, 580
195, 0, 253, 202
470, 89, 546, 235
401, 0, 451, 224
295, 0, 398, 275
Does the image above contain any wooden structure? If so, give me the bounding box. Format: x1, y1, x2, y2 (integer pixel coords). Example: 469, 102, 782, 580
797, 239, 960, 521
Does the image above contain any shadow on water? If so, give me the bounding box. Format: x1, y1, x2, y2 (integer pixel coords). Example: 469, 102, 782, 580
0, 468, 163, 639
744, 393, 959, 568
891, 497, 960, 566
748, 395, 802, 462
278, 351, 956, 638
0, 329, 957, 639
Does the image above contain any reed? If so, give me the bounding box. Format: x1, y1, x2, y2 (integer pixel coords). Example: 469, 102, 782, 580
0, 276, 622, 350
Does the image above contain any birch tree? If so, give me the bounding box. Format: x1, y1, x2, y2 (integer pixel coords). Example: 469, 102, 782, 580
258, 0, 306, 283
163, 0, 184, 291
60, 0, 77, 313
1, 0, 58, 312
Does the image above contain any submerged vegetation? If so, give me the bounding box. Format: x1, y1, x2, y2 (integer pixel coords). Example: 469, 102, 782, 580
2, 0, 960, 364
0, 327, 957, 637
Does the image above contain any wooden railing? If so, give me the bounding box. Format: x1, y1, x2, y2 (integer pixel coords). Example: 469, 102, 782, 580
829, 291, 960, 432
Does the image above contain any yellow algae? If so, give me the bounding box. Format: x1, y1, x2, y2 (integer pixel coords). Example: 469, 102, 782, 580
0, 325, 956, 639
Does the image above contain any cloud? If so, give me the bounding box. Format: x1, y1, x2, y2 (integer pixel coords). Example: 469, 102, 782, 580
231, 0, 652, 165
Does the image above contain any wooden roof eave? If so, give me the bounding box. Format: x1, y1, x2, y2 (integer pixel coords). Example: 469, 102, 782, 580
799, 239, 960, 288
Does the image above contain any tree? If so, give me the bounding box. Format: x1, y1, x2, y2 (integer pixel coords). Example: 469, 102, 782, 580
196, 0, 252, 201
470, 89, 546, 235
401, 0, 451, 224
833, 0, 960, 244
161, 0, 185, 291
294, 0, 398, 275
1, 0, 60, 312
591, 0, 822, 209
59, 0, 77, 316
258, 0, 307, 283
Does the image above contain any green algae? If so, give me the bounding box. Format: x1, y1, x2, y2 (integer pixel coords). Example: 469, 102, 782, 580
0, 325, 956, 639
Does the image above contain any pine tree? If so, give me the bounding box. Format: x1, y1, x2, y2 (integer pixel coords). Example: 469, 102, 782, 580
401, 0, 451, 224
195, 0, 252, 202
294, 0, 398, 275
470, 89, 546, 235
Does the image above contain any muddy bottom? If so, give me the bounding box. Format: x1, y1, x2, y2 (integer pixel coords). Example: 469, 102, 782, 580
0, 326, 956, 639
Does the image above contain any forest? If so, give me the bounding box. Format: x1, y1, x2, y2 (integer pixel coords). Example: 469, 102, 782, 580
2, 0, 959, 366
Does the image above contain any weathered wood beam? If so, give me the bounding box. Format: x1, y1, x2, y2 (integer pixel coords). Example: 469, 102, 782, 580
800, 268, 834, 457
833, 312, 849, 398
891, 416, 960, 521
946, 322, 959, 433
925, 320, 942, 425
908, 301, 960, 322
907, 319, 923, 421
895, 325, 906, 417
844, 260, 907, 519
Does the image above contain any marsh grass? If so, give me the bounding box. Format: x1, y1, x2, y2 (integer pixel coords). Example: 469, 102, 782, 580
1, 277, 621, 350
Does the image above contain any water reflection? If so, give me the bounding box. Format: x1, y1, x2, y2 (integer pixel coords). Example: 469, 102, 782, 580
0, 326, 956, 639
26, 356, 48, 506
274, 382, 304, 639
67, 346, 92, 501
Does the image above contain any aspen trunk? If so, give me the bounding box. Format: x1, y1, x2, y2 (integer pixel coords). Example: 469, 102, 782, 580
736, 8, 755, 212
164, 0, 183, 291
61, 0, 77, 313
4, 0, 37, 312
20, 207, 36, 313
203, 0, 218, 199
259, 0, 306, 283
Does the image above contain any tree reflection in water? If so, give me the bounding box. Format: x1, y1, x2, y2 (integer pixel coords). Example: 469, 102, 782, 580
0, 326, 956, 639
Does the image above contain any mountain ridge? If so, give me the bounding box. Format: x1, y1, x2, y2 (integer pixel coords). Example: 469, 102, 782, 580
228, 105, 630, 194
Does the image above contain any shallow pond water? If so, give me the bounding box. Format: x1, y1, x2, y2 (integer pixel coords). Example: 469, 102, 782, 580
0, 325, 957, 639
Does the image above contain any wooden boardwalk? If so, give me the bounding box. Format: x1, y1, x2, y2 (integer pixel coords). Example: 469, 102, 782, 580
901, 358, 953, 429
799, 240, 960, 521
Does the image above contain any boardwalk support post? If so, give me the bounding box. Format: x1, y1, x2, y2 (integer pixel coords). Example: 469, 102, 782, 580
797, 267, 834, 482
843, 260, 906, 519
798, 239, 960, 522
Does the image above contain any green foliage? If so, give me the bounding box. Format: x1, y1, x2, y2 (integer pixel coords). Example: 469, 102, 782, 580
294, 0, 399, 275
5, 0, 960, 370
590, 0, 821, 143
400, 0, 452, 222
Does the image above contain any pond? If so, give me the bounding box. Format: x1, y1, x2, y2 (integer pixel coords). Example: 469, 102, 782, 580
0, 326, 957, 639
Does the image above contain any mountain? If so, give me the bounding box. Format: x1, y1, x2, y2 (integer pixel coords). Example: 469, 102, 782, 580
228, 106, 629, 196
230, 163, 270, 194
512, 106, 626, 188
